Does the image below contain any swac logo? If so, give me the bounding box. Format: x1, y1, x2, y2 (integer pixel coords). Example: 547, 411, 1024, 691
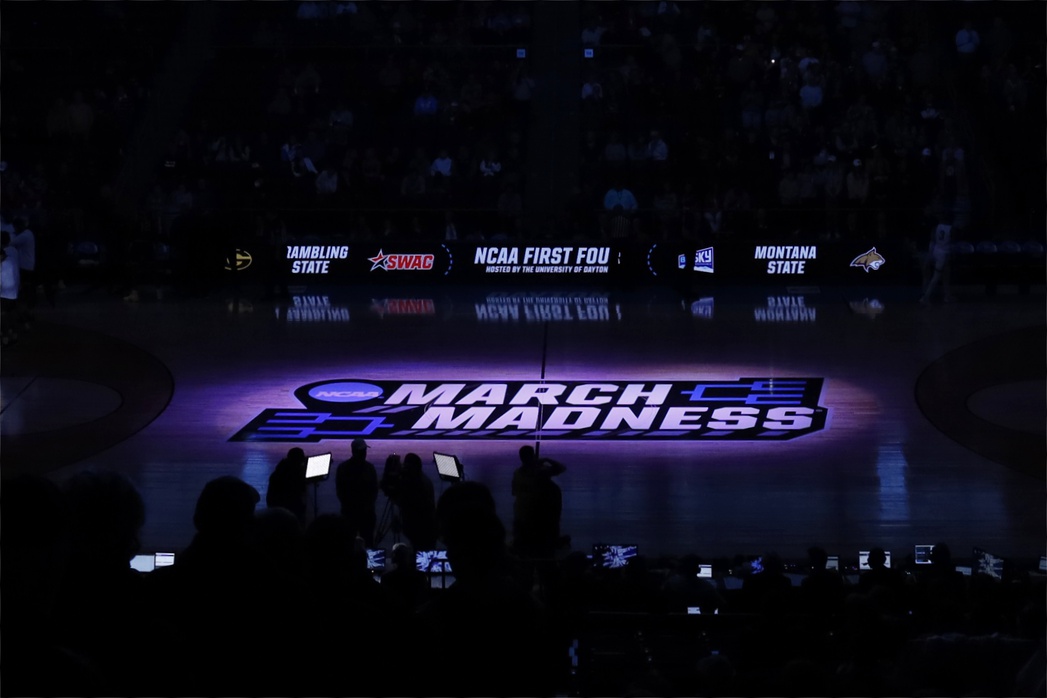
368, 250, 435, 272
850, 247, 886, 272
307, 382, 384, 403
224, 249, 253, 271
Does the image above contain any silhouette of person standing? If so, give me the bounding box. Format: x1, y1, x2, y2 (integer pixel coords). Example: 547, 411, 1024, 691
398, 452, 438, 551
336, 438, 378, 546
511, 444, 567, 557
266, 447, 308, 524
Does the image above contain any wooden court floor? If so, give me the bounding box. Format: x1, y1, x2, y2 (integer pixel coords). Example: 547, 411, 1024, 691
2, 281, 1044, 566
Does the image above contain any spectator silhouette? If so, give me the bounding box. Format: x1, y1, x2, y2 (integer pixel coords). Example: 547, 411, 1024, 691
253, 505, 307, 582
414, 481, 558, 696
398, 451, 438, 551
740, 551, 792, 614
511, 444, 567, 557
660, 554, 725, 614
914, 541, 968, 632
857, 546, 906, 606
1, 473, 105, 696
380, 541, 430, 619
799, 545, 846, 619
335, 437, 378, 546
266, 446, 308, 524
302, 513, 390, 694
53, 470, 151, 694
150, 476, 297, 695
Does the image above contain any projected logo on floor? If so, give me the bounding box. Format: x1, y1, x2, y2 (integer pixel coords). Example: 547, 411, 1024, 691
230, 378, 828, 442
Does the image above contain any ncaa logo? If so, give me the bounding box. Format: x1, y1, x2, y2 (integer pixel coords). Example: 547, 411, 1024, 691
307, 381, 384, 403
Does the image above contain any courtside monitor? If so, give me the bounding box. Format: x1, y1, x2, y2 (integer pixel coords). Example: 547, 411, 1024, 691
433, 452, 463, 482
973, 547, 1005, 580
305, 452, 332, 481
592, 544, 638, 569
416, 549, 452, 574
366, 548, 386, 571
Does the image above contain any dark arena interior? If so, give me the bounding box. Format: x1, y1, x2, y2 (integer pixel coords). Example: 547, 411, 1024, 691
1, 2, 1045, 696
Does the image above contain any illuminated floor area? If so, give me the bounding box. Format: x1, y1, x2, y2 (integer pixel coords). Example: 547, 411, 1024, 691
1, 281, 1044, 565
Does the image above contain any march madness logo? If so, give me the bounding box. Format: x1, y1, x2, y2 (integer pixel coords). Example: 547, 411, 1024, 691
230, 378, 828, 442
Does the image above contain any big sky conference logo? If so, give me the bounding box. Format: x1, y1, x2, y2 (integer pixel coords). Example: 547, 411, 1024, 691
230, 378, 828, 442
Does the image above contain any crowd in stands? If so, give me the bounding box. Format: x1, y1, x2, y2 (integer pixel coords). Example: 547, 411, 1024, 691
1, 3, 186, 276
570, 1, 1041, 249
0, 1, 1042, 291
149, 1, 534, 254
4, 460, 1044, 697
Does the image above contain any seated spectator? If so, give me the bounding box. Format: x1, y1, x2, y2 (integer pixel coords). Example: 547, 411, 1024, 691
847, 159, 870, 206
660, 555, 724, 613
857, 545, 906, 607
54, 471, 150, 693
479, 149, 502, 178
497, 183, 523, 234
740, 80, 765, 131
955, 20, 980, 55
800, 73, 824, 110
605, 204, 633, 241
627, 135, 649, 164
381, 542, 430, 618
645, 129, 669, 161
581, 74, 604, 101
328, 102, 353, 144
581, 17, 607, 46
653, 182, 680, 237
2, 474, 105, 696
603, 181, 638, 211
861, 41, 889, 86
400, 166, 427, 201
603, 132, 627, 163
799, 546, 846, 618
429, 149, 453, 196
294, 62, 321, 96
413, 88, 439, 118
413, 481, 558, 696
441, 210, 459, 241
299, 131, 326, 167
702, 194, 724, 236
360, 148, 383, 193
741, 551, 792, 613
511, 65, 536, 107
461, 73, 484, 111
149, 476, 301, 695
315, 164, 339, 198
67, 90, 95, 141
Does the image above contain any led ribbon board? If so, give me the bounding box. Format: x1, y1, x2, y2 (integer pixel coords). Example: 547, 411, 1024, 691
231, 379, 828, 442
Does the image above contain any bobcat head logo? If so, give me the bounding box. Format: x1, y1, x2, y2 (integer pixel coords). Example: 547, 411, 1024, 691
850, 247, 885, 272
